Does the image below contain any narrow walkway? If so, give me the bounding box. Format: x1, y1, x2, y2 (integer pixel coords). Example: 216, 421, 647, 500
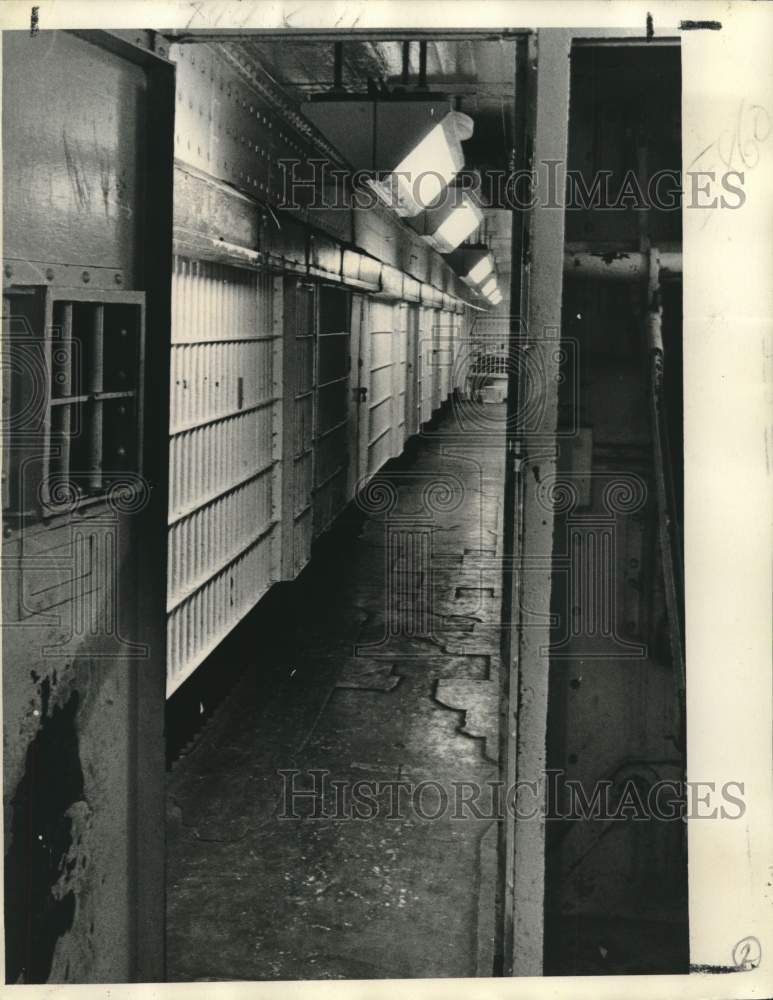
167, 402, 508, 981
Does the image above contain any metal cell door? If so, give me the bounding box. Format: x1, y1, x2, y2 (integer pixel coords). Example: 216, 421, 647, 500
404, 303, 420, 439
365, 299, 397, 477
166, 261, 282, 695
349, 293, 371, 489
282, 277, 316, 577
313, 285, 352, 538
438, 309, 454, 403
394, 303, 408, 445
431, 308, 443, 411
419, 306, 434, 425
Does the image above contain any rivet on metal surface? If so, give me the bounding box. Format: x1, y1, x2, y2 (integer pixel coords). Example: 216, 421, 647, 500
82, 271, 90, 283
45, 268, 55, 281
114, 273, 123, 285
4, 265, 12, 278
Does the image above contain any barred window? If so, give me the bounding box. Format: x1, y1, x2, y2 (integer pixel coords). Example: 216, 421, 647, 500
2, 288, 145, 517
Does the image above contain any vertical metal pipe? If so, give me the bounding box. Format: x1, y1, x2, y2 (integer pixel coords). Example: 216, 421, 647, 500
646, 247, 686, 701
497, 29, 531, 978
88, 304, 104, 492
333, 42, 343, 90
57, 303, 73, 481
401, 40, 410, 85
636, 138, 650, 252
418, 40, 427, 88
501, 29, 572, 978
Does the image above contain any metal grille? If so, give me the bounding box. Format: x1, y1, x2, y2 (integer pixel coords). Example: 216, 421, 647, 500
167, 255, 281, 696
3, 289, 146, 517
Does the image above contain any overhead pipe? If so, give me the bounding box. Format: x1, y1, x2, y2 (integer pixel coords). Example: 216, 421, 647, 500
564, 246, 682, 281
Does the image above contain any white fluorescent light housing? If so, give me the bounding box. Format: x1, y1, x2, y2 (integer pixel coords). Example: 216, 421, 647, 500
368, 111, 474, 217
489, 290, 503, 305
419, 193, 483, 254
480, 276, 498, 297
466, 254, 494, 285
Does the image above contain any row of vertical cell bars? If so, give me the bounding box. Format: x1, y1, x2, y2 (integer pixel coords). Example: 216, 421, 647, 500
169, 340, 275, 433
166, 533, 277, 695
167, 255, 280, 696
172, 257, 267, 343
166, 261, 471, 693
167, 471, 274, 610
169, 408, 274, 520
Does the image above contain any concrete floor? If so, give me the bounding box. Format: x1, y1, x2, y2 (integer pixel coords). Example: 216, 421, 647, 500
167, 402, 508, 981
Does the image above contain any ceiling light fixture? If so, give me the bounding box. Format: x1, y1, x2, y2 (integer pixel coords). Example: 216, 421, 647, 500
368, 111, 474, 217
465, 254, 495, 285
410, 190, 483, 254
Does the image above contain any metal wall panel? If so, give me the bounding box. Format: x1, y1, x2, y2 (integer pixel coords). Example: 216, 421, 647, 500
171, 42, 307, 212
2, 29, 173, 983
3, 31, 144, 288
167, 256, 281, 695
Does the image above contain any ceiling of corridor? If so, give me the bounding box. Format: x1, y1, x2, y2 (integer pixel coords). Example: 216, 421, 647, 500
166, 34, 518, 174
